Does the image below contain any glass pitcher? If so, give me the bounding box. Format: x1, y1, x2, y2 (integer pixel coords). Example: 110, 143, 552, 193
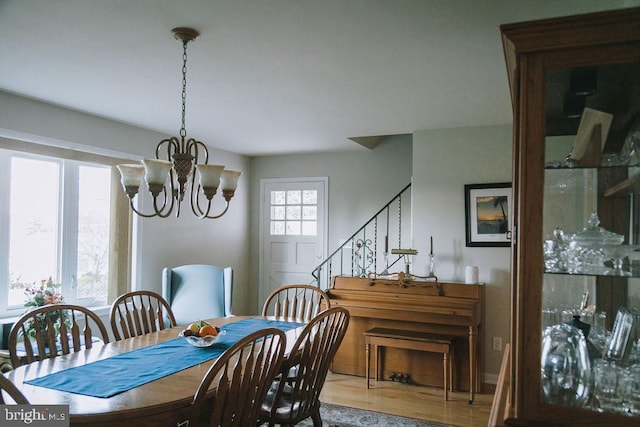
541, 323, 592, 407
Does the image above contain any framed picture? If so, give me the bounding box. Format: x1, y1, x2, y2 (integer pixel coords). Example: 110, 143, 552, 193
465, 182, 512, 247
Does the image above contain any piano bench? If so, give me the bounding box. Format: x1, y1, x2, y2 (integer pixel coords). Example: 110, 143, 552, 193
364, 327, 454, 401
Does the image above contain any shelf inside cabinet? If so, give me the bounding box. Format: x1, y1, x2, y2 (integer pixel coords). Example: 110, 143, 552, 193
545, 165, 640, 171
544, 269, 640, 278
544, 165, 640, 197
545, 243, 640, 278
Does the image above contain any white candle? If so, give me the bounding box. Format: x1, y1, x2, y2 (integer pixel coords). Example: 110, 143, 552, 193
465, 266, 479, 284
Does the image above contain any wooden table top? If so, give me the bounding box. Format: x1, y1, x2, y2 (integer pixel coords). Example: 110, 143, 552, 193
3, 316, 305, 426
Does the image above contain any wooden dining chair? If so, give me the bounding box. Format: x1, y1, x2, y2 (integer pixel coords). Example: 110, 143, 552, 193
261, 284, 330, 323
262, 284, 332, 388
0, 374, 29, 404
259, 306, 350, 427
187, 327, 286, 427
109, 290, 177, 341
8, 303, 110, 368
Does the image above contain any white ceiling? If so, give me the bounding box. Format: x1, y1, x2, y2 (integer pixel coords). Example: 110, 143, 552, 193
0, 0, 636, 156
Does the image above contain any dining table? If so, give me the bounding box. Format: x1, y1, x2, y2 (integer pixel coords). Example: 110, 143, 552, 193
2, 316, 306, 426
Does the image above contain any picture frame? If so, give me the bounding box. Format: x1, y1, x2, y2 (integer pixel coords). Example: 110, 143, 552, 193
464, 182, 512, 247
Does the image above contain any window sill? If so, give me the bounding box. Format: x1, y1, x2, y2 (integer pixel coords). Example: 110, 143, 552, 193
0, 314, 22, 324
1, 305, 111, 323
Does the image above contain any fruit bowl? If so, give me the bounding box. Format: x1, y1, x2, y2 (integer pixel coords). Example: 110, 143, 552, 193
179, 327, 225, 348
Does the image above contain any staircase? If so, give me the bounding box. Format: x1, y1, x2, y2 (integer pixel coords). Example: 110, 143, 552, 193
311, 183, 413, 290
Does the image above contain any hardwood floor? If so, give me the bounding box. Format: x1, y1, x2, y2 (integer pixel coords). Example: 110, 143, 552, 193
319, 372, 494, 427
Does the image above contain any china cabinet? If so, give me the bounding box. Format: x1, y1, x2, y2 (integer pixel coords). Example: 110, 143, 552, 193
500, 7, 640, 426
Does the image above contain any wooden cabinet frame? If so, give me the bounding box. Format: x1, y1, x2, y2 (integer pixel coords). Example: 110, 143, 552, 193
500, 7, 640, 426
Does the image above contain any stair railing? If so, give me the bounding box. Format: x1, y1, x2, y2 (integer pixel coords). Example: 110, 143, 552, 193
311, 183, 412, 290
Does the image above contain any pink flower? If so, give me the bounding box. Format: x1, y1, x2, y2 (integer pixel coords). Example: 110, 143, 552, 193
44, 294, 61, 304
24, 277, 63, 308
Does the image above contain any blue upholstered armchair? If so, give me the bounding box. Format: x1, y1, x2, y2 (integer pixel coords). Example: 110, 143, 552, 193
161, 264, 233, 325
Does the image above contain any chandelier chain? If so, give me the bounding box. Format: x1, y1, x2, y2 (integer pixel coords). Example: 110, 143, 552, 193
180, 39, 188, 139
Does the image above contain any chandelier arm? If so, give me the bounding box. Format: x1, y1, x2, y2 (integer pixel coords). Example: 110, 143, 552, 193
156, 136, 188, 217
156, 137, 180, 213
191, 178, 213, 217
166, 169, 180, 217
174, 194, 182, 217
204, 201, 230, 219
187, 139, 209, 163
156, 137, 179, 160
148, 185, 175, 217
196, 200, 231, 220
187, 139, 210, 217
128, 199, 159, 218
191, 185, 205, 216
127, 186, 175, 218
152, 196, 176, 218
193, 197, 211, 218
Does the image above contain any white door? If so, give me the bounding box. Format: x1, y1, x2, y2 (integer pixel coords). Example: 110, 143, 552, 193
259, 178, 327, 305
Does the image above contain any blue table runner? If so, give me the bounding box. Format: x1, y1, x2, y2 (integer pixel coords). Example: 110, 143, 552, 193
25, 318, 304, 398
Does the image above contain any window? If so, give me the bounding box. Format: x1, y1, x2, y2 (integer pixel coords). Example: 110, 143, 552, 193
0, 139, 131, 317
269, 189, 318, 236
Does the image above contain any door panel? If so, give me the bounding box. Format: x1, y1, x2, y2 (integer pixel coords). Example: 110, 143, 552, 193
259, 178, 327, 306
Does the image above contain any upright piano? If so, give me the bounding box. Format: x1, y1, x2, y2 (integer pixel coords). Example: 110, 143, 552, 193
328, 275, 484, 398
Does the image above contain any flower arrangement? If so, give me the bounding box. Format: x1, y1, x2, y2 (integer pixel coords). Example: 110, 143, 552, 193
23, 277, 66, 340
24, 277, 64, 308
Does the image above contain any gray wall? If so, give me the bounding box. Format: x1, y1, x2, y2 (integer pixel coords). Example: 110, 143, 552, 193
413, 124, 513, 382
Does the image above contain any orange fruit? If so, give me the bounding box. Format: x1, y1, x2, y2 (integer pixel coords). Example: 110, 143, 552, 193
199, 324, 217, 337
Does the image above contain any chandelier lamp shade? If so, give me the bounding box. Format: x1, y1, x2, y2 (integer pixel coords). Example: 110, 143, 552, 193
117, 27, 241, 219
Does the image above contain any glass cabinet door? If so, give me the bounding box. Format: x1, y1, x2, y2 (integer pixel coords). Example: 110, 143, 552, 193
540, 60, 640, 417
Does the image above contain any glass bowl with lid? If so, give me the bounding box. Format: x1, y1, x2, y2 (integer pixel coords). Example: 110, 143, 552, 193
567, 212, 624, 247
566, 212, 624, 274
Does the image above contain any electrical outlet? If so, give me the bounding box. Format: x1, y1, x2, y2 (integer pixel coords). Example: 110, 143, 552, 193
492, 336, 502, 351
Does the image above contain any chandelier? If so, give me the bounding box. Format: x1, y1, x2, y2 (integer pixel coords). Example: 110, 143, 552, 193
117, 27, 240, 219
